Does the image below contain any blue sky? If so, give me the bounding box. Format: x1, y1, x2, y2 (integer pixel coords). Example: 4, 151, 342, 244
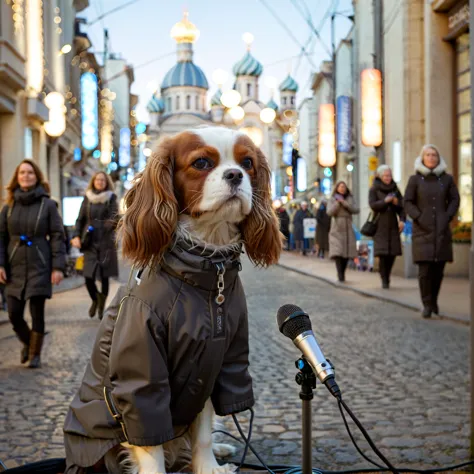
80, 0, 353, 123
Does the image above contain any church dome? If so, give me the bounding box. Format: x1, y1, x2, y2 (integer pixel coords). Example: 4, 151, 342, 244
161, 62, 209, 90
233, 51, 263, 77
266, 97, 278, 111
147, 93, 164, 113
211, 88, 223, 106
280, 74, 299, 92
170, 11, 200, 43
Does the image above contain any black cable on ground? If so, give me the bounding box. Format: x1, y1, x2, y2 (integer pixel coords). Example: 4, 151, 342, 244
337, 399, 384, 469
338, 397, 400, 474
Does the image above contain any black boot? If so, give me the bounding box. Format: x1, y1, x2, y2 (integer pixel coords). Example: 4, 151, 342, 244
97, 293, 106, 320
422, 307, 432, 319
89, 299, 98, 318
28, 331, 44, 369
14, 325, 30, 364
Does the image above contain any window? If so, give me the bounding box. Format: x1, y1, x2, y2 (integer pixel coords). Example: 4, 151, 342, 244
247, 83, 252, 97
176, 95, 180, 110
167, 97, 171, 112
186, 95, 191, 110
291, 96, 295, 105
282, 97, 287, 106
195, 95, 199, 110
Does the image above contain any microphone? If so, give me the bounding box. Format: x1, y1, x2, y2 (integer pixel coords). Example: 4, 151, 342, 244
277, 304, 341, 398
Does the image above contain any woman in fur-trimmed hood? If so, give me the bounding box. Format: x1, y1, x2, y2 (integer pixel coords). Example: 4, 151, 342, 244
72, 172, 119, 319
404, 144, 460, 319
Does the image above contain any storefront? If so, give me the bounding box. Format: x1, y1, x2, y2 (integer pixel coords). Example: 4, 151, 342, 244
444, 0, 472, 222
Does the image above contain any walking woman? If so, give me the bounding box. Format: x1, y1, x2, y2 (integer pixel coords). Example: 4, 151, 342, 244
369, 165, 406, 289
71, 172, 119, 320
327, 181, 359, 282
293, 201, 313, 256
0, 160, 66, 368
404, 144, 460, 318
315, 200, 330, 258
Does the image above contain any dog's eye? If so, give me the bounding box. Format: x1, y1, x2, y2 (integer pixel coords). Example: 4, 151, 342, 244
192, 158, 214, 170
241, 157, 253, 170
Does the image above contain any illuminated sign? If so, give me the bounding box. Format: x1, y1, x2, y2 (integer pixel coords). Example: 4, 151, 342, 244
336, 96, 352, 153
119, 127, 131, 167
81, 72, 99, 150
361, 69, 382, 147
282, 133, 293, 165
74, 147, 81, 162
296, 157, 307, 192
318, 104, 336, 167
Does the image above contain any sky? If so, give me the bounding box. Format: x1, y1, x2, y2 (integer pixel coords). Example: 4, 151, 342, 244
80, 0, 354, 123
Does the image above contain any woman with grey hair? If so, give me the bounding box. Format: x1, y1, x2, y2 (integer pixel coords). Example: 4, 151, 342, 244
404, 144, 460, 318
369, 164, 405, 288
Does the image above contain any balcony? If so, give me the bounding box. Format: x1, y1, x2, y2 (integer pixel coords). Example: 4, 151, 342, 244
0, 39, 26, 93
431, 0, 461, 12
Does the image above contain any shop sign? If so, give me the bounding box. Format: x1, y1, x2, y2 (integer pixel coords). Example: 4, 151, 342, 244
282, 133, 293, 165
446, 0, 469, 40
81, 72, 99, 150
336, 96, 352, 153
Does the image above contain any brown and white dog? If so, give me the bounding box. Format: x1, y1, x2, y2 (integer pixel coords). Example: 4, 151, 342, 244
118, 126, 281, 473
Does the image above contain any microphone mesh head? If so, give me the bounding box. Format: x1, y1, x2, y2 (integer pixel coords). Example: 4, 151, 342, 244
277, 304, 312, 340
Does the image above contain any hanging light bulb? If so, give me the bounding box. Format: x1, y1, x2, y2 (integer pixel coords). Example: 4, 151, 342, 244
220, 90, 241, 108
260, 107, 276, 124
229, 106, 245, 121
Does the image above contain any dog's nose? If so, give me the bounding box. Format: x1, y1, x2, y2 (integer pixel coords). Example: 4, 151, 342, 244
223, 168, 243, 187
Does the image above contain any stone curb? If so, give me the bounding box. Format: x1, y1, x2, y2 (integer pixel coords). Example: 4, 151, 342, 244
277, 263, 469, 326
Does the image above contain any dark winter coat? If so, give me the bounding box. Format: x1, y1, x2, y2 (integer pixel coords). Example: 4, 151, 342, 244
315, 203, 330, 251
74, 190, 119, 279
404, 157, 460, 263
63, 237, 254, 469
0, 186, 66, 300
369, 178, 405, 257
293, 208, 313, 241
277, 208, 290, 237
327, 195, 359, 259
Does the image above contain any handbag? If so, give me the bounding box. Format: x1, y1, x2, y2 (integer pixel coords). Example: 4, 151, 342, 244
80, 201, 93, 252
360, 212, 380, 237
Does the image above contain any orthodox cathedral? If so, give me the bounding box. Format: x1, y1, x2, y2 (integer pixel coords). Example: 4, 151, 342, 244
145, 12, 299, 174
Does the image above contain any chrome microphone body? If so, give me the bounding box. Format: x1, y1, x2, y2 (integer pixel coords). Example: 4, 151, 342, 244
294, 330, 335, 383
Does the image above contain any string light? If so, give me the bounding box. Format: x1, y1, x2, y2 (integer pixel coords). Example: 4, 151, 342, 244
12, 0, 24, 36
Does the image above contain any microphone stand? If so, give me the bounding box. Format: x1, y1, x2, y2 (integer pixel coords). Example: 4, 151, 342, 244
293, 356, 317, 474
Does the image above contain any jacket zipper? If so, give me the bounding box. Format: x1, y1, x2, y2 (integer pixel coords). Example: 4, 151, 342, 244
36, 246, 46, 266
9, 242, 19, 263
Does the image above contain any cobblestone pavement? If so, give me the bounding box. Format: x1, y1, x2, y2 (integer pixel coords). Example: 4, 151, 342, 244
0, 259, 469, 472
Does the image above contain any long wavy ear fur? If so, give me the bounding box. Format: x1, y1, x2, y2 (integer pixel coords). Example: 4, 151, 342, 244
241, 148, 282, 267
119, 137, 178, 268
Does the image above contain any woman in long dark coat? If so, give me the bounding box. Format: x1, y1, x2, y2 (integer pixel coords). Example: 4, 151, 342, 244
327, 181, 359, 282
404, 144, 460, 318
293, 201, 313, 256
0, 160, 66, 368
71, 172, 119, 320
276, 206, 290, 250
315, 200, 330, 258
369, 165, 405, 289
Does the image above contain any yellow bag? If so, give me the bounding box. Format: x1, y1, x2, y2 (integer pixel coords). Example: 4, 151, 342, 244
75, 255, 84, 271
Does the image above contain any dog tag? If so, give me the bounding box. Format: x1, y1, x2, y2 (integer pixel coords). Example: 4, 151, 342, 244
215, 294, 225, 305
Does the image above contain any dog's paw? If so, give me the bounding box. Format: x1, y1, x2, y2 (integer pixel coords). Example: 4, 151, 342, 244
213, 442, 237, 459
193, 462, 237, 474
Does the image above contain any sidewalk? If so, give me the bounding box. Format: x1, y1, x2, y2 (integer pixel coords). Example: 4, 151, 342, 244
0, 274, 83, 326
278, 251, 470, 324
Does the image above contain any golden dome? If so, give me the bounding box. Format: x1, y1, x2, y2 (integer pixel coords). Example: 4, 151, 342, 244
170, 11, 200, 44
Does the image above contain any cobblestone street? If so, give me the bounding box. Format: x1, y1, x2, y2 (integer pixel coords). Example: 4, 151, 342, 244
0, 259, 470, 472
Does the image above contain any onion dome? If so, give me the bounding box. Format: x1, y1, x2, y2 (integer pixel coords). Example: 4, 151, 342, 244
211, 88, 223, 107
161, 62, 209, 90
266, 97, 278, 111
147, 93, 164, 113
170, 11, 200, 43
233, 51, 263, 77
279, 74, 299, 92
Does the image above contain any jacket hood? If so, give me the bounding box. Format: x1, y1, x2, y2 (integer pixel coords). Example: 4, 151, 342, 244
414, 156, 447, 177
85, 189, 114, 204
14, 185, 49, 205
158, 231, 243, 291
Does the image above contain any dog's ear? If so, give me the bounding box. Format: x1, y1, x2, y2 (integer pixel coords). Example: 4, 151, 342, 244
241, 148, 282, 267
119, 136, 178, 268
